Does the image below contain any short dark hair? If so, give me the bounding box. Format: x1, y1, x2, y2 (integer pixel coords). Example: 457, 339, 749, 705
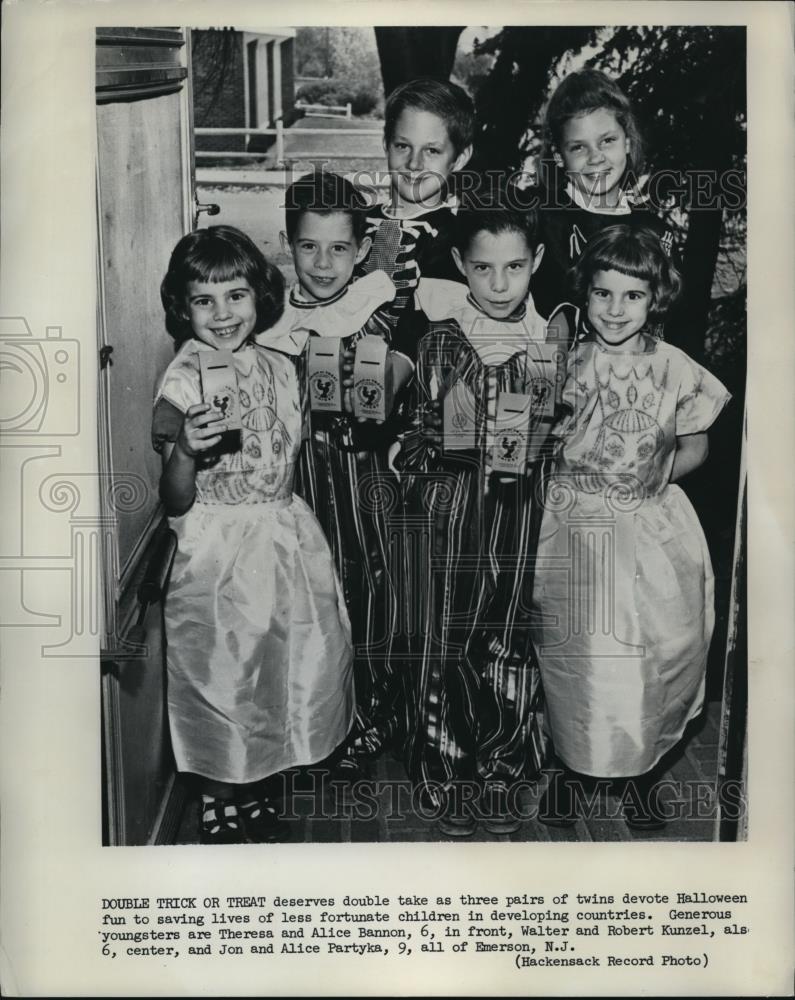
384, 77, 475, 157
570, 224, 682, 323
160, 226, 284, 344
284, 170, 367, 244
454, 184, 542, 256
542, 68, 644, 181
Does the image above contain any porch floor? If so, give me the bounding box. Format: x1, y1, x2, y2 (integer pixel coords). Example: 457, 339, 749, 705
175, 701, 721, 846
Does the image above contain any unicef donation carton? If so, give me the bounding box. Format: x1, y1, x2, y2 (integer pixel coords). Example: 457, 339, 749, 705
352, 335, 392, 421
490, 344, 567, 473
307, 336, 345, 412
491, 391, 535, 474
199, 349, 242, 430
523, 341, 567, 417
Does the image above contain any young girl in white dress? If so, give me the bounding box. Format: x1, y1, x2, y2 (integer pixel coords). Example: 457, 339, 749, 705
154, 226, 353, 843
532, 224, 730, 830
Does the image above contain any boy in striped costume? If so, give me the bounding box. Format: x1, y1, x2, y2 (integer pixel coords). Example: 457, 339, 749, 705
395, 201, 560, 836
258, 171, 412, 780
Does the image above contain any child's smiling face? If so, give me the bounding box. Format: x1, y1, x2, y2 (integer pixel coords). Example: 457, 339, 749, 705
386, 108, 471, 213
452, 228, 543, 320
556, 107, 630, 208
284, 212, 370, 302
586, 268, 651, 351
186, 277, 258, 351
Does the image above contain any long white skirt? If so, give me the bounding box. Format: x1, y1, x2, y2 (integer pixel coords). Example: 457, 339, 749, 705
165, 495, 354, 784
532, 482, 714, 777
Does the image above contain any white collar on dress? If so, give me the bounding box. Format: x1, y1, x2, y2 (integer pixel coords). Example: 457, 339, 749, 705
566, 181, 631, 216
255, 270, 396, 355
415, 278, 549, 364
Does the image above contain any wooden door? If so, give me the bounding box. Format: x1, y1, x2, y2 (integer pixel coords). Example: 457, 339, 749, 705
96, 27, 194, 845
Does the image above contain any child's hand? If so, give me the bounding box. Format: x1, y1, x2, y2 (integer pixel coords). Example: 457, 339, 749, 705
177, 403, 226, 457
422, 399, 443, 446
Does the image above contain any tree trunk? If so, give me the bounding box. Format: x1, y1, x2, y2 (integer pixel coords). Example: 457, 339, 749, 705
674, 207, 723, 364
374, 27, 464, 96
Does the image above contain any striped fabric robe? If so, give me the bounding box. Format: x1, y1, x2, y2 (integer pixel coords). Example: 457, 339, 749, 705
395, 313, 549, 794
258, 274, 406, 758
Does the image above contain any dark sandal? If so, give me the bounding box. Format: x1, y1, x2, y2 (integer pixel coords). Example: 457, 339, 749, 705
437, 811, 477, 837
331, 753, 370, 781
483, 783, 521, 835
330, 754, 370, 807
623, 808, 667, 832
622, 792, 668, 832
199, 798, 244, 845
622, 774, 668, 832
238, 797, 288, 843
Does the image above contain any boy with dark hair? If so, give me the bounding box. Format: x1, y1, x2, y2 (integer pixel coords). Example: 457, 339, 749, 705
394, 196, 557, 836
258, 170, 412, 779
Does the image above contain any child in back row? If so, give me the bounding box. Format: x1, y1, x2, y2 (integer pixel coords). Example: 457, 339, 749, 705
351, 78, 478, 760
394, 197, 560, 836
530, 68, 679, 327
258, 171, 412, 777
356, 77, 474, 327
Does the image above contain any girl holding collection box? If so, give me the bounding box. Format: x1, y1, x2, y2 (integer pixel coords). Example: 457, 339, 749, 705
153, 226, 354, 844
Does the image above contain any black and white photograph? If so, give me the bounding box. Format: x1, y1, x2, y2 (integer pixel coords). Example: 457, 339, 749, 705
95, 23, 747, 847
1, 2, 791, 997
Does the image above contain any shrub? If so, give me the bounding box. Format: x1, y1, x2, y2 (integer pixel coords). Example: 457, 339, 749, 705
296, 81, 378, 117
296, 81, 340, 105
350, 87, 378, 117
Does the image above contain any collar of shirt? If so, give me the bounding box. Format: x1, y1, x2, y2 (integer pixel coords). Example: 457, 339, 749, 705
566, 181, 632, 216
416, 278, 548, 364
255, 270, 396, 354
380, 192, 459, 222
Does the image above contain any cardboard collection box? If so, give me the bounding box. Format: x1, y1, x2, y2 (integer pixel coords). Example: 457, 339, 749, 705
490, 391, 535, 474
352, 335, 392, 421
199, 349, 242, 430
441, 341, 566, 471
522, 342, 567, 416
307, 336, 345, 412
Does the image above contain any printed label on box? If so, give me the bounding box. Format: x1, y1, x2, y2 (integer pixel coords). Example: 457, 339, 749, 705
307, 336, 344, 412
353, 336, 391, 421
491, 391, 533, 474
199, 350, 242, 430
523, 342, 566, 417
